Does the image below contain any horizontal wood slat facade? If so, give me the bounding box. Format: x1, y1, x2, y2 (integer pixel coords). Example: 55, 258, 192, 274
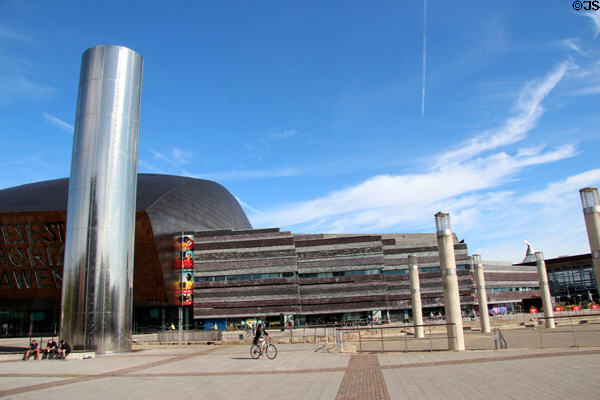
192, 229, 540, 320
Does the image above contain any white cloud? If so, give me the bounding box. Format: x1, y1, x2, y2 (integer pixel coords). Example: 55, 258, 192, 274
269, 130, 298, 138
0, 24, 31, 43
583, 12, 600, 38
0, 72, 54, 106
521, 169, 600, 204
249, 145, 576, 231
437, 61, 574, 165
0, 27, 53, 106
42, 112, 73, 133
149, 147, 192, 166
171, 148, 192, 163
190, 166, 307, 181
234, 196, 264, 216
558, 38, 584, 54
246, 61, 592, 262
465, 169, 600, 262
138, 158, 165, 174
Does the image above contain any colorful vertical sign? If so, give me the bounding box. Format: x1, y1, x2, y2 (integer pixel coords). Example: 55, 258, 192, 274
173, 234, 194, 306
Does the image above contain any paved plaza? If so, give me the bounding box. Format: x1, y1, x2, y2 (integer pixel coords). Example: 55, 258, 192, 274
1, 331, 599, 400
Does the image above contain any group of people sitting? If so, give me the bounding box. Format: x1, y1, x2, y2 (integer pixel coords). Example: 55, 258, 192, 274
22, 339, 71, 361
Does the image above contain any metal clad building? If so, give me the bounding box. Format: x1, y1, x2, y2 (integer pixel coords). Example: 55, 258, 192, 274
0, 174, 548, 335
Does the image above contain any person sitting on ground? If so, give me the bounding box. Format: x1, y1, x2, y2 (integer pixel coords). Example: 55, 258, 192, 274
42, 338, 58, 359
23, 339, 40, 360
57, 339, 71, 360
253, 322, 270, 355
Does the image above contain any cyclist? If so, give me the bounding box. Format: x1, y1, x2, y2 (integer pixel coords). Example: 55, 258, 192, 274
253, 322, 270, 355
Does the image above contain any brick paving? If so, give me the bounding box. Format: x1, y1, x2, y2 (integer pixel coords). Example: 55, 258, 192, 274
0, 347, 218, 397
336, 354, 390, 400
0, 342, 599, 399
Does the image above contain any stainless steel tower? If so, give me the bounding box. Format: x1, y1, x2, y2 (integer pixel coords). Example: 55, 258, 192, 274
60, 45, 143, 353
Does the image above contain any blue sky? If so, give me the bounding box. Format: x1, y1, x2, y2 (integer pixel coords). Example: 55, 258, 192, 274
1, 1, 599, 262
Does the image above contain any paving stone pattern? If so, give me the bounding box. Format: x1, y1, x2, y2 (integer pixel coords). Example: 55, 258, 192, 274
335, 354, 390, 400
0, 343, 599, 399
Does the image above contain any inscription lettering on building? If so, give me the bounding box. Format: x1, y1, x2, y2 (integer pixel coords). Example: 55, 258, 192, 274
0, 221, 65, 290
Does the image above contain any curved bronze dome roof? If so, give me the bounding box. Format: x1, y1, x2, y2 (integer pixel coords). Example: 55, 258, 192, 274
0, 174, 252, 231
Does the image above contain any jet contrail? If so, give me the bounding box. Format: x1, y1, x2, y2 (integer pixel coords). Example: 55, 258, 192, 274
421, 0, 428, 119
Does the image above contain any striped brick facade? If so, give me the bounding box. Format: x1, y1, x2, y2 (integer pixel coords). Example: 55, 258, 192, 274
480, 261, 540, 305
193, 229, 476, 320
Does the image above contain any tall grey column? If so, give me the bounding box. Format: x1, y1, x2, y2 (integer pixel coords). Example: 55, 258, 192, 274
580, 188, 600, 297
60, 45, 143, 353
471, 255, 490, 333
535, 252, 555, 329
408, 255, 424, 338
435, 212, 465, 351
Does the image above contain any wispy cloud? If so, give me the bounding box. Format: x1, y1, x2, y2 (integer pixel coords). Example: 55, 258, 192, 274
521, 169, 600, 204
421, 0, 428, 119
42, 112, 73, 133
171, 147, 192, 163
248, 61, 584, 262
583, 12, 600, 38
0, 71, 55, 106
0, 24, 31, 43
437, 60, 574, 165
188, 166, 307, 181
466, 169, 600, 261
138, 158, 166, 174
234, 196, 264, 216
0, 26, 53, 106
250, 145, 576, 231
269, 130, 298, 138
149, 147, 193, 166
557, 38, 585, 54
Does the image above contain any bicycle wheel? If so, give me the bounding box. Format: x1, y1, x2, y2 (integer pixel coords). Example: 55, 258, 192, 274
265, 344, 277, 359
250, 344, 261, 359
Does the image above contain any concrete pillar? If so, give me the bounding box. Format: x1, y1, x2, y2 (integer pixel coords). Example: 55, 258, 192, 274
580, 188, 600, 298
435, 212, 465, 351
471, 255, 491, 333
408, 255, 424, 338
535, 252, 555, 329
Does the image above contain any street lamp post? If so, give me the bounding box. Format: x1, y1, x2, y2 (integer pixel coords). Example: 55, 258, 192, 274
472, 254, 491, 333
580, 187, 600, 299
408, 255, 424, 338
535, 252, 555, 329
435, 212, 465, 351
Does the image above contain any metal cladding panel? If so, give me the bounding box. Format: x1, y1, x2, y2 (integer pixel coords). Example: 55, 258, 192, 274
61, 45, 143, 353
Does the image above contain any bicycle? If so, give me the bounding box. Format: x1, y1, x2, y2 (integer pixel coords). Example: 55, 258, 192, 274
250, 336, 277, 359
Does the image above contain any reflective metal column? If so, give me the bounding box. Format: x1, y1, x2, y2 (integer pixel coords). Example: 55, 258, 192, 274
60, 45, 144, 353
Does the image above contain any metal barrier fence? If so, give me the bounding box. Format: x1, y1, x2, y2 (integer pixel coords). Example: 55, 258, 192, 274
525, 312, 600, 349
155, 330, 222, 344
334, 323, 458, 353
